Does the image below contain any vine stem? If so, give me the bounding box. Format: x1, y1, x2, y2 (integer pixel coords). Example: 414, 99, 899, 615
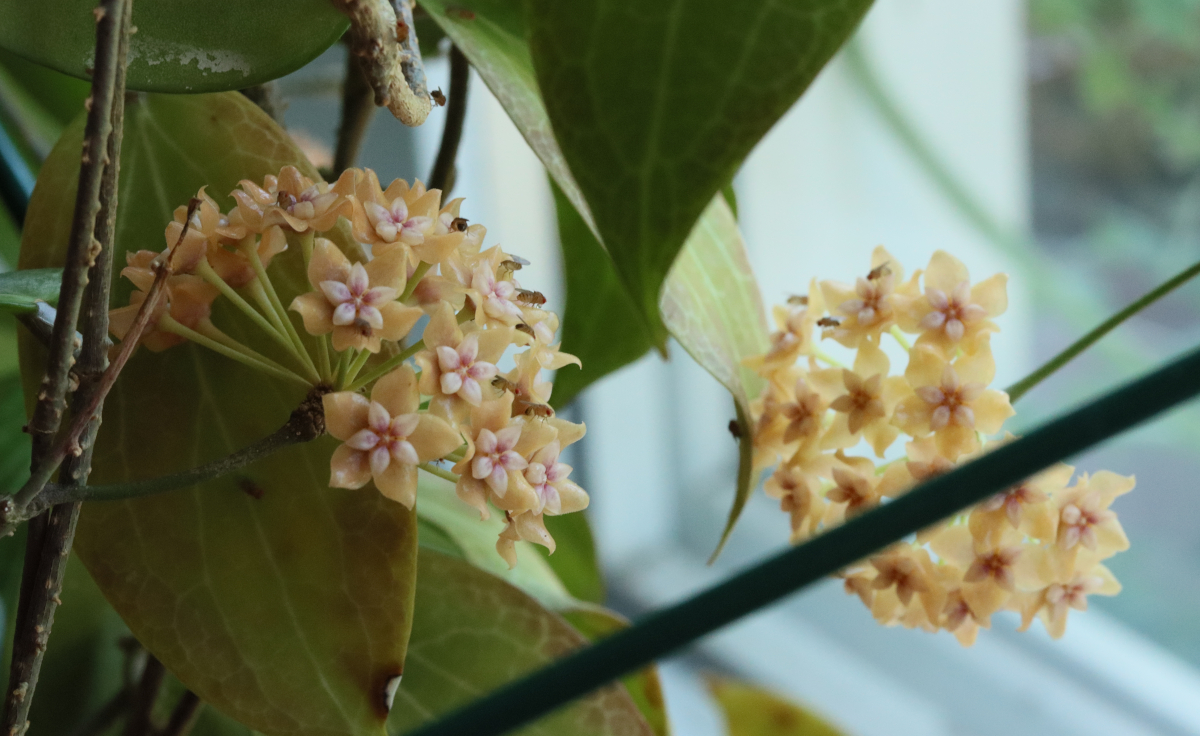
348, 339, 424, 392
5, 195, 199, 524
19, 388, 329, 519
1006, 256, 1200, 403
332, 52, 376, 174
418, 462, 459, 484
2, 1, 131, 733
427, 44, 470, 193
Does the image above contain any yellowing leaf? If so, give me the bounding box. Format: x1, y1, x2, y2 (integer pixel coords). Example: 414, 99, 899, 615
707, 677, 846, 736
660, 195, 769, 561
387, 550, 653, 736
19, 92, 415, 736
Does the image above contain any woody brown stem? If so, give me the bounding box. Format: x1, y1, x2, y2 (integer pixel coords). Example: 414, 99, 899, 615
2, 3, 132, 734
428, 45, 469, 194
157, 691, 202, 736
333, 53, 376, 174
23, 387, 329, 513
122, 655, 165, 736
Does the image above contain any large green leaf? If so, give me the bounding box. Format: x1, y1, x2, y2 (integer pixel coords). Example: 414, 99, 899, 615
19, 92, 416, 736
708, 677, 845, 736
420, 0, 599, 239
415, 474, 582, 612
660, 195, 768, 560
0, 0, 347, 93
529, 0, 873, 343
387, 549, 653, 736
0, 267, 60, 312
551, 180, 654, 409
539, 512, 605, 605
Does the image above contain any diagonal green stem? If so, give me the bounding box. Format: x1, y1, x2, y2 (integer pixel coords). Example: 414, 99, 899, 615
348, 339, 425, 392
1006, 256, 1200, 403
247, 246, 319, 377
404, 342, 1200, 736
160, 317, 311, 388
418, 462, 460, 484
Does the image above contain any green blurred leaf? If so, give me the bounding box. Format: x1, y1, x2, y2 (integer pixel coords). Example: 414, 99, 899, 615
20, 91, 417, 736
551, 180, 654, 408
707, 677, 845, 736
0, 267, 60, 312
416, 474, 582, 611
539, 512, 605, 605
528, 0, 872, 344
387, 549, 653, 736
420, 0, 599, 239
562, 608, 669, 736
0, 0, 348, 93
660, 195, 768, 560
0, 49, 88, 127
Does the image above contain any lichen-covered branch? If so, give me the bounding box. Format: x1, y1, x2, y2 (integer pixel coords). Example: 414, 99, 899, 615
2, 2, 131, 733
333, 0, 432, 126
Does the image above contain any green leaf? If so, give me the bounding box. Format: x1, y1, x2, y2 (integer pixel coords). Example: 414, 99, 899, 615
0, 267, 61, 312
19, 91, 416, 736
387, 549, 654, 736
660, 195, 769, 561
528, 0, 873, 344
561, 609, 669, 736
420, 0, 599, 239
551, 180, 654, 408
0, 0, 348, 93
0, 48, 89, 128
539, 512, 605, 605
416, 474, 582, 612
707, 677, 846, 736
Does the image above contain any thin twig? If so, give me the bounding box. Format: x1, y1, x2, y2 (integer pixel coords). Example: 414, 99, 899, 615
428, 45, 469, 194
23, 387, 329, 514
156, 691, 202, 736
333, 53, 376, 174
2, 2, 131, 734
333, 0, 432, 126
1006, 256, 1200, 403
123, 655, 165, 736
6, 197, 200, 521
66, 689, 130, 736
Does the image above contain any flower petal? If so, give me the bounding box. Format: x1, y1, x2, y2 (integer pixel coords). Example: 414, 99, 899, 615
322, 392, 370, 441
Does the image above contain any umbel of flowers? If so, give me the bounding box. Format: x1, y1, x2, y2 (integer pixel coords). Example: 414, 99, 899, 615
110, 166, 585, 567
745, 248, 1132, 645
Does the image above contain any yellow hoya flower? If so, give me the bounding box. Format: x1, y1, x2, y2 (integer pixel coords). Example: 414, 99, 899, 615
233, 166, 352, 234
289, 239, 423, 353
898, 250, 1007, 354
894, 342, 1014, 461
1054, 471, 1133, 558
745, 278, 825, 378
414, 303, 512, 423
819, 246, 919, 348
323, 364, 463, 507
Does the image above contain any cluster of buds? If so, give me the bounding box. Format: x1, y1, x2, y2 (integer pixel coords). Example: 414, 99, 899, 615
746, 248, 1132, 644
110, 166, 587, 566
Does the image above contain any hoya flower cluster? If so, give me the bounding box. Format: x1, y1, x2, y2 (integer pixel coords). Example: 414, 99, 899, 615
746, 248, 1132, 645
110, 166, 586, 566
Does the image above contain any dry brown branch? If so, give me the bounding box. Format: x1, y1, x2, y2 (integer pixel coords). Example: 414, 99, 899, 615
332, 0, 432, 126
428, 45, 470, 193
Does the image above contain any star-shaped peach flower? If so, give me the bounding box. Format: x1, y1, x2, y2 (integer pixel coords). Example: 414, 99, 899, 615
1054, 471, 1133, 558
929, 525, 1030, 620
745, 279, 824, 377
1013, 558, 1120, 638
819, 247, 919, 348
897, 250, 1007, 354
496, 510, 557, 569
415, 304, 513, 422
868, 546, 942, 625
764, 464, 826, 542
466, 248, 528, 327
290, 239, 422, 352
523, 440, 588, 516
451, 394, 541, 518
323, 364, 462, 507
894, 343, 1013, 461
109, 250, 219, 352
338, 169, 463, 264
825, 454, 883, 521
818, 342, 908, 456
162, 187, 247, 274
970, 464, 1071, 547
233, 166, 351, 234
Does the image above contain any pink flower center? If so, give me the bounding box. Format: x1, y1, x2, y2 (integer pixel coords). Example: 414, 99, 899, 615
346, 402, 421, 476
321, 262, 397, 331
470, 426, 528, 497
920, 281, 987, 342
914, 366, 985, 430
436, 333, 498, 405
